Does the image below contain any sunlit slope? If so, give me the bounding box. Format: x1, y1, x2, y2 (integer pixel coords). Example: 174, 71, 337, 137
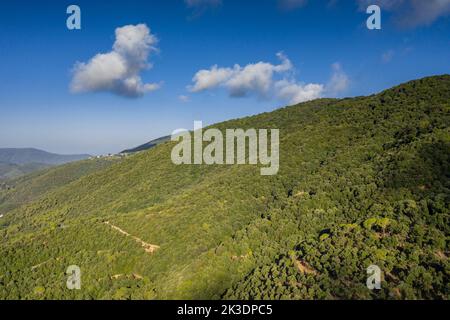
0, 75, 448, 299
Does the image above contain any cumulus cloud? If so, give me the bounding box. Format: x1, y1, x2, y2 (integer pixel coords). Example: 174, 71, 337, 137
189, 52, 292, 99
70, 24, 161, 98
357, 0, 450, 28
275, 80, 324, 104
226, 53, 292, 98
189, 54, 349, 105
190, 66, 235, 93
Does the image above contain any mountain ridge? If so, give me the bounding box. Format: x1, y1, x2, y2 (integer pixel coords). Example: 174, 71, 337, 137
120, 136, 171, 154
0, 148, 90, 166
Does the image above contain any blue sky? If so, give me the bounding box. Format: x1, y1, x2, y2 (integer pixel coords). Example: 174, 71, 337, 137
0, 0, 449, 155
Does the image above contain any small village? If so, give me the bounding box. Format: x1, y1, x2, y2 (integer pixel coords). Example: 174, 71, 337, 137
89, 153, 131, 160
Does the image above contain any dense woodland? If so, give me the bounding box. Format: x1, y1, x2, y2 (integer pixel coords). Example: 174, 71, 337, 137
0, 75, 448, 299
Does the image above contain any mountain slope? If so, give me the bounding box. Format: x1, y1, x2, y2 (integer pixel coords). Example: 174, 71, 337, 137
0, 148, 91, 180
120, 136, 170, 154
0, 75, 448, 300
0, 148, 90, 166
0, 162, 51, 180
0, 157, 122, 216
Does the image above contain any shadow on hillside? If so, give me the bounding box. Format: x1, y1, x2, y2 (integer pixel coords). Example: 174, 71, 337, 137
382, 140, 450, 197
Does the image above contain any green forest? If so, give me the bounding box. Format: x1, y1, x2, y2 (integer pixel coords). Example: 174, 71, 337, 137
0, 75, 448, 300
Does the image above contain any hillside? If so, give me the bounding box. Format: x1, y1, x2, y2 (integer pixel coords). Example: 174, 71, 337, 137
0, 148, 91, 180
0, 75, 448, 300
0, 148, 90, 166
0, 162, 50, 180
120, 136, 170, 154
0, 157, 122, 216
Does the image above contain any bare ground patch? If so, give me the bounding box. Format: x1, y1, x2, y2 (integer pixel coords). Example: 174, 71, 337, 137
104, 221, 160, 254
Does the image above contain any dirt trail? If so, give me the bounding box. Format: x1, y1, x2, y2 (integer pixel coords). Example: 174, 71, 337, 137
31, 259, 52, 270
104, 221, 160, 254
30, 256, 62, 270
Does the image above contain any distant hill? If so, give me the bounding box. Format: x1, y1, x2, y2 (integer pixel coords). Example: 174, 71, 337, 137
0, 148, 90, 166
120, 136, 170, 154
0, 75, 448, 300
0, 157, 122, 215
0, 148, 91, 180
0, 162, 50, 180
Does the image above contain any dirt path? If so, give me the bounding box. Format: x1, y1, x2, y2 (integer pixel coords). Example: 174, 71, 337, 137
104, 221, 160, 254
31, 259, 52, 271
31, 256, 62, 270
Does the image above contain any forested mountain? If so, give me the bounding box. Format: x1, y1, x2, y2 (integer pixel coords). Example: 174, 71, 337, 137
0, 148, 91, 180
0, 75, 448, 300
0, 158, 122, 216
0, 162, 50, 180
120, 136, 170, 154
0, 148, 90, 165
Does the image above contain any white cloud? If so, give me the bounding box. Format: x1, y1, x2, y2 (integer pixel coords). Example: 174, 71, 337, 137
190, 65, 235, 92
189, 54, 348, 105
178, 95, 190, 102
326, 62, 349, 96
226, 53, 292, 98
357, 0, 450, 28
70, 24, 161, 98
189, 52, 292, 99
275, 80, 324, 104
